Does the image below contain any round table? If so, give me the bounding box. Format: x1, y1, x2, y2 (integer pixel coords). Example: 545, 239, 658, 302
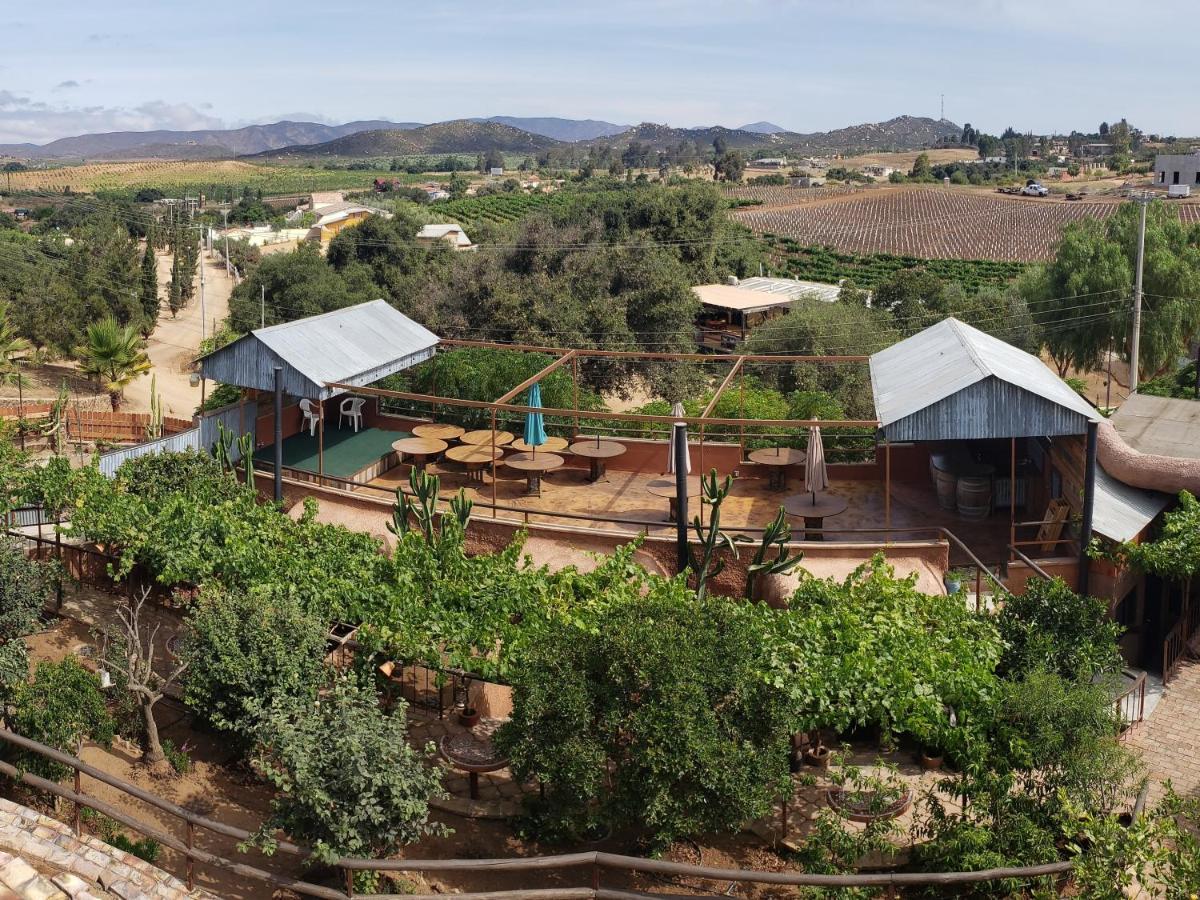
509, 435, 569, 454
460, 429, 514, 447
412, 423, 465, 441
439, 732, 510, 801
445, 443, 504, 484
782, 492, 849, 540
568, 439, 626, 483
645, 476, 703, 523
391, 437, 447, 471
748, 447, 806, 492
503, 452, 565, 496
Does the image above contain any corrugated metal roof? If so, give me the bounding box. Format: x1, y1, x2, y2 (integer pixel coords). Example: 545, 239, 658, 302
870, 318, 1098, 440
200, 299, 438, 399
1093, 465, 1171, 543
1111, 394, 1200, 459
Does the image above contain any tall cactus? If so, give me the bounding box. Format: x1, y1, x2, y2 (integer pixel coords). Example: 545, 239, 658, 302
689, 468, 747, 599
145, 374, 164, 440
745, 506, 805, 599
387, 467, 472, 547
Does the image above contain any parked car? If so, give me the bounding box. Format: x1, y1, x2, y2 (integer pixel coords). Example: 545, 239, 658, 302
1021, 182, 1049, 197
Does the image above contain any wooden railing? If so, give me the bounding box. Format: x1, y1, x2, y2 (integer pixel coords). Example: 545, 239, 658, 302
1114, 669, 1147, 734
0, 728, 1079, 900
1163, 598, 1200, 685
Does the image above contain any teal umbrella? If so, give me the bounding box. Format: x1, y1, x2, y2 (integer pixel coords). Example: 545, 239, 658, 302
523, 382, 547, 455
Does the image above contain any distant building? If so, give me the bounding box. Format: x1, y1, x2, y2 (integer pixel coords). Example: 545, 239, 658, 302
790, 175, 825, 187
861, 165, 895, 179
1077, 143, 1113, 159
693, 276, 848, 352
753, 157, 788, 167
290, 194, 391, 245
416, 223, 475, 251
489, 167, 504, 176
1154, 151, 1200, 188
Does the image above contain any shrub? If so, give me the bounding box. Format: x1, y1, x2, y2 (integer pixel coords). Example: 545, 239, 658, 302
0, 539, 55, 700
996, 578, 1122, 680
250, 673, 445, 863
181, 585, 328, 750
160, 738, 191, 775
497, 581, 791, 847
9, 658, 113, 780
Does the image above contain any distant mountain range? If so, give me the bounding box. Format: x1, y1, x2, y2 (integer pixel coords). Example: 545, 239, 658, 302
0, 114, 961, 161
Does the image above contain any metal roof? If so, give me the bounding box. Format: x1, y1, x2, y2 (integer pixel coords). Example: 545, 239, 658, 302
1111, 394, 1200, 460
1093, 465, 1171, 543
693, 278, 841, 313
199, 299, 438, 400
869, 318, 1099, 441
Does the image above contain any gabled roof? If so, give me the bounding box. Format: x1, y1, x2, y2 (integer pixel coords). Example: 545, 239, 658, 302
870, 318, 1098, 440
200, 300, 438, 400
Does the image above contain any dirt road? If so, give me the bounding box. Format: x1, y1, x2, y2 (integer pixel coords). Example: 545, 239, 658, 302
124, 248, 234, 418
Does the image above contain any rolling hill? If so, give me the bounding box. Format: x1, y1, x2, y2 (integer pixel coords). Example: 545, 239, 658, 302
738, 121, 788, 134
483, 116, 627, 141
255, 120, 563, 158
599, 123, 773, 150
779, 116, 962, 154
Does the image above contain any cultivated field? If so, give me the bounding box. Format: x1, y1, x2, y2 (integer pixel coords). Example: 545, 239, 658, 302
3, 160, 411, 196
733, 185, 1200, 262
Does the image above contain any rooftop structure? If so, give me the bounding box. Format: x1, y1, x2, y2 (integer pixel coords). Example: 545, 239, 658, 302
1112, 393, 1200, 459
199, 299, 438, 400
416, 223, 475, 250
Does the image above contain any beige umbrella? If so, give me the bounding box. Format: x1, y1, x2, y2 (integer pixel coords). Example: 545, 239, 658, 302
804, 421, 829, 503
666, 401, 690, 474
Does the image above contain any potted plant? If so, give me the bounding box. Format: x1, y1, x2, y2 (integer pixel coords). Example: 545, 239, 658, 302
920, 744, 944, 771
803, 731, 833, 770
943, 567, 974, 595
455, 675, 479, 728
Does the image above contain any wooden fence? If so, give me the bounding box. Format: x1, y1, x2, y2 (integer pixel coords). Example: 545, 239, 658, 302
1, 404, 192, 443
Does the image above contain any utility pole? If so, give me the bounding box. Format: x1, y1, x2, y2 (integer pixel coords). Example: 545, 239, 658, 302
261, 284, 266, 329
1129, 191, 1152, 393
199, 231, 207, 407
221, 209, 231, 276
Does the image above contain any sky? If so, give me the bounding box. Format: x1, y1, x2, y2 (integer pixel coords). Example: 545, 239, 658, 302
1, 0, 1197, 145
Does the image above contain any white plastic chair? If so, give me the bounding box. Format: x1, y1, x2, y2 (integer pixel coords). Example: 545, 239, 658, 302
340, 397, 365, 432
299, 399, 319, 437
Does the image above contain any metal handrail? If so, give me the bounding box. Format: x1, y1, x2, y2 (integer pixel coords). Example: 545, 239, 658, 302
0, 728, 1077, 900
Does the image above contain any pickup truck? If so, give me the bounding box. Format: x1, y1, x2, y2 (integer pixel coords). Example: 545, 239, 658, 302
1021, 182, 1049, 197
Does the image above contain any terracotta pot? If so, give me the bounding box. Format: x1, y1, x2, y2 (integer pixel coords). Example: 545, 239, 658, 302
804, 746, 832, 770
920, 751, 944, 771
458, 707, 480, 728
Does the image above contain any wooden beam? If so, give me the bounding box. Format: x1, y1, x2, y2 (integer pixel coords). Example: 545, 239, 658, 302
494, 351, 577, 405
699, 357, 745, 419
439, 338, 868, 364
317, 402, 325, 478
326, 382, 878, 430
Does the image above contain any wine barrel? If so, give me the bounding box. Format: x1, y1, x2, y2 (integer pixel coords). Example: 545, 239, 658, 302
935, 468, 958, 510
957, 476, 992, 520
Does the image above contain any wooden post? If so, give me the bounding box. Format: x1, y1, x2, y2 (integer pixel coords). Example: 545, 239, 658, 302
490, 409, 498, 514
572, 356, 580, 438
1009, 436, 1017, 556
738, 371, 746, 458
186, 821, 195, 891
318, 400, 325, 480
72, 769, 81, 835
345, 866, 355, 898
675, 424, 689, 575
884, 438, 892, 534
1078, 420, 1099, 595
272, 367, 283, 503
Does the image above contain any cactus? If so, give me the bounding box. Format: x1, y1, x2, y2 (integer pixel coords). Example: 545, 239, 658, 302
745, 506, 805, 600
689, 468, 747, 599
237, 431, 255, 486
41, 380, 69, 455
387, 467, 472, 546
145, 375, 164, 440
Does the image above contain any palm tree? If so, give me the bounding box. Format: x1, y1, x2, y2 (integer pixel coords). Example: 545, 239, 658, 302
0, 301, 31, 388
75, 317, 151, 411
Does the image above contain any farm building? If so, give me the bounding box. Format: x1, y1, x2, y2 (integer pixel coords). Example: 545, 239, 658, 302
416, 223, 475, 250
694, 276, 842, 352
753, 158, 788, 168
290, 198, 391, 245
1154, 150, 1200, 187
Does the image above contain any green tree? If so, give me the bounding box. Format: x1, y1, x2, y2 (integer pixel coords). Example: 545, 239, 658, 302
181, 585, 328, 750
497, 583, 791, 846
0, 540, 54, 701
0, 301, 32, 388
9, 658, 114, 780
910, 152, 933, 179
250, 674, 445, 865
139, 240, 159, 331
996, 578, 1122, 680
74, 317, 151, 411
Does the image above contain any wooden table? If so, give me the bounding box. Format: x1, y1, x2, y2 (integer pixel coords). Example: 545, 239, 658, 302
568, 439, 626, 483
783, 491, 849, 540
445, 443, 504, 484
412, 423, 465, 441
646, 476, 703, 523
503, 452, 565, 496
391, 437, 447, 472
439, 733, 510, 801
748, 447, 806, 492
509, 435, 568, 453
460, 429, 514, 447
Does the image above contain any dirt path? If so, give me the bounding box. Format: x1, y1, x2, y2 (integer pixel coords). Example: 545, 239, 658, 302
123, 248, 234, 419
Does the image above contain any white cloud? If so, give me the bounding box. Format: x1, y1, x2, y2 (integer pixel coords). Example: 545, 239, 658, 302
0, 95, 225, 144
53, 80, 81, 91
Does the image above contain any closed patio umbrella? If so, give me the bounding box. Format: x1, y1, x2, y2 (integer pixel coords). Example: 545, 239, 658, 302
804, 421, 829, 503
666, 401, 690, 474
524, 383, 547, 456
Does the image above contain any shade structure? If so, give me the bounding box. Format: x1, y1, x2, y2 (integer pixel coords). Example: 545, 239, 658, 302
523, 382, 547, 454
666, 402, 690, 474
804, 423, 829, 500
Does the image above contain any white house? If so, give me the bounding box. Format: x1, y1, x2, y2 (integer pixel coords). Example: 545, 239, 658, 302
416, 224, 475, 251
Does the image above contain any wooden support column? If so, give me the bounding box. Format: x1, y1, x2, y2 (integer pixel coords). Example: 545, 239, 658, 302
490, 409, 498, 515
572, 356, 580, 438
1078, 420, 1099, 595
1009, 437, 1017, 556
317, 400, 325, 479
884, 437, 892, 534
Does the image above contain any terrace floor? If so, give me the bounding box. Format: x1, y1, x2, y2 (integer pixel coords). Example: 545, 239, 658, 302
368, 457, 1036, 570
255, 426, 410, 480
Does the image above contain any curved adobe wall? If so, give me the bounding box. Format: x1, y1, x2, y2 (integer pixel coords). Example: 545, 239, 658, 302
1097, 420, 1200, 496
